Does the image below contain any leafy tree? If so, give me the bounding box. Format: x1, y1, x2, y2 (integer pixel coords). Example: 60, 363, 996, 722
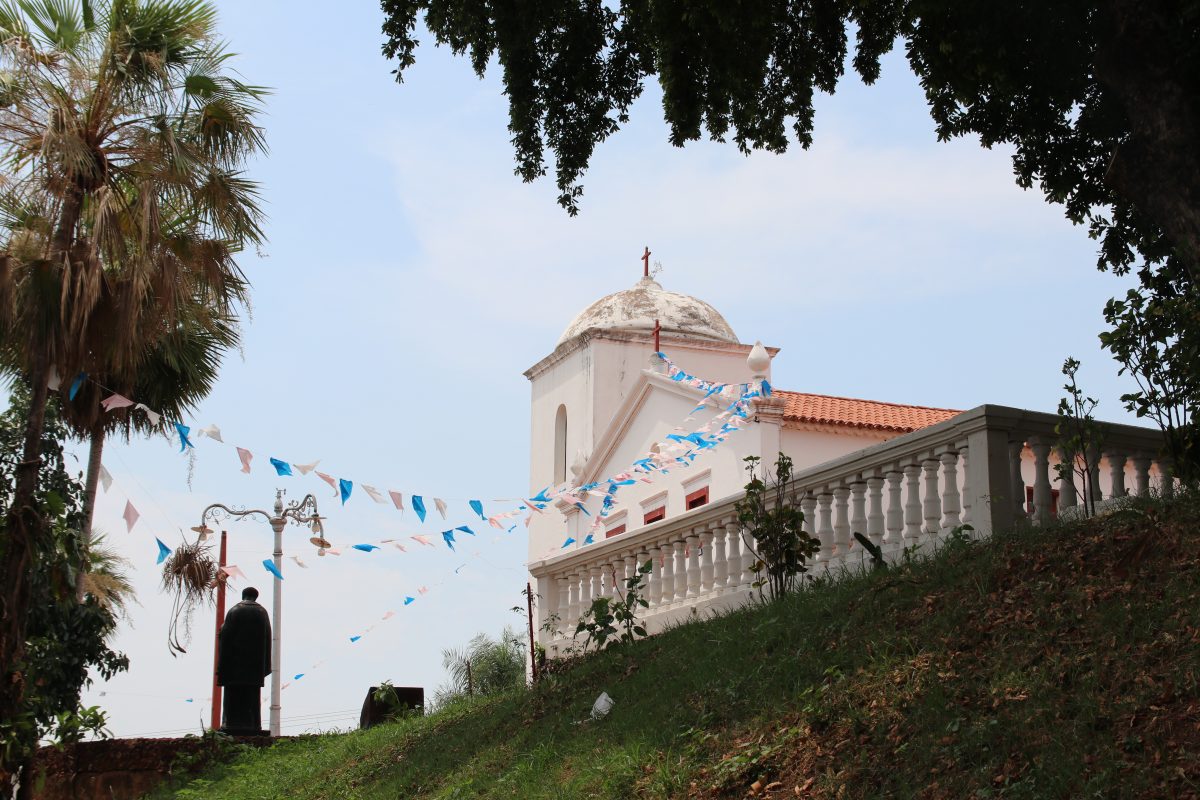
382, 2, 1200, 474
434, 627, 526, 708
0, 0, 265, 742
735, 453, 818, 601
0, 385, 128, 798
574, 559, 652, 651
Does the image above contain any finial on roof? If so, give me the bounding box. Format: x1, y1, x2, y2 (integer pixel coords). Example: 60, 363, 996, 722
747, 340, 770, 379
641, 246, 651, 278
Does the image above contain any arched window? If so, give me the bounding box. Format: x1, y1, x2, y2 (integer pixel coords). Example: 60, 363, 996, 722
553, 405, 568, 484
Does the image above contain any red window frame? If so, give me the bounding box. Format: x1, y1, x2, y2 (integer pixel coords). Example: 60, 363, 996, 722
1025, 486, 1060, 515
685, 487, 709, 510
605, 523, 626, 539
643, 506, 666, 525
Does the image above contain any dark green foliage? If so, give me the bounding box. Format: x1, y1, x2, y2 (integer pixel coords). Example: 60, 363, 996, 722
0, 387, 127, 782
735, 453, 818, 600
851, 531, 884, 571
575, 559, 652, 651
434, 628, 526, 708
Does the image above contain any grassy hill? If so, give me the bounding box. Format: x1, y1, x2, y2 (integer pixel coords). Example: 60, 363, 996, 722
158, 492, 1200, 799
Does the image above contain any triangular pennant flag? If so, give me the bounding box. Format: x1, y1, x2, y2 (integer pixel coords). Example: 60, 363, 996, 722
68, 372, 86, 401
237, 447, 253, 474
338, 478, 353, 505
101, 393, 134, 412
403, 596, 415, 606
434, 498, 448, 519
175, 423, 195, 452
290, 556, 308, 568
349, 635, 361, 643
134, 403, 161, 426
98, 464, 113, 493
351, 543, 379, 552
155, 537, 172, 564
221, 565, 248, 582
316, 471, 338, 496
197, 424, 223, 443
262, 559, 284, 581
269, 457, 293, 477
293, 460, 319, 475
469, 500, 485, 520
561, 537, 576, 548
442, 530, 456, 551
293, 673, 305, 680
410, 535, 433, 547
326, 547, 342, 556
362, 485, 386, 504
583, 534, 594, 545
418, 586, 428, 595
488, 517, 504, 529
392, 542, 407, 552
388, 491, 405, 513
122, 500, 139, 532
455, 525, 476, 536
382, 611, 395, 620
412, 495, 426, 522
46, 367, 61, 391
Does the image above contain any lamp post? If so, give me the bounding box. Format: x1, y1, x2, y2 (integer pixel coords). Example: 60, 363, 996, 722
194, 489, 324, 736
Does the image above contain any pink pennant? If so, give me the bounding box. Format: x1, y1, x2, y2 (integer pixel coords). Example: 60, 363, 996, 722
392, 542, 407, 552
381, 611, 395, 621
221, 564, 248, 582
326, 547, 342, 556
315, 472, 339, 496
418, 586, 429, 595
236, 447, 253, 474
433, 498, 448, 519
100, 393, 134, 412
388, 491, 405, 512
410, 535, 433, 547
294, 460, 320, 475
363, 485, 386, 504
122, 500, 139, 532
488, 517, 503, 529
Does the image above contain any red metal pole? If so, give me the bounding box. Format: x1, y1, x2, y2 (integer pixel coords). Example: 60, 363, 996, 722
526, 581, 538, 682
210, 530, 227, 730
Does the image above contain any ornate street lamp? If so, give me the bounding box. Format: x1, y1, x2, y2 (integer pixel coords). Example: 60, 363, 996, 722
194, 489, 324, 736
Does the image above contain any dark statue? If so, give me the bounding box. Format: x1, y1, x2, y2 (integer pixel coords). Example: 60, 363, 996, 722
217, 586, 272, 735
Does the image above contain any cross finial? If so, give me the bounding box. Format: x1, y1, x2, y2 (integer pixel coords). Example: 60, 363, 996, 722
641, 246, 651, 278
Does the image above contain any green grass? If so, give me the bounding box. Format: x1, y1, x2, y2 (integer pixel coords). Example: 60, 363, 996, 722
155, 492, 1200, 799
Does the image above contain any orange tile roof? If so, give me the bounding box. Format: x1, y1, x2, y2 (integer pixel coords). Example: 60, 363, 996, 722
776, 390, 961, 434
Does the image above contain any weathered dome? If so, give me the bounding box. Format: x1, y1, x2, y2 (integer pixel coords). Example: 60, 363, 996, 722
557, 277, 739, 347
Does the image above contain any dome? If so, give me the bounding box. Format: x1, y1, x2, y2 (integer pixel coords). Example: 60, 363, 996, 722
557, 277, 739, 347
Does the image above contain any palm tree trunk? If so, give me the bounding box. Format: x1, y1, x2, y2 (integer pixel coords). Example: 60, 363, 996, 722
76, 425, 107, 603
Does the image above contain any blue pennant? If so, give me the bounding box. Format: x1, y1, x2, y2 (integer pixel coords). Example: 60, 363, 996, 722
442, 530, 456, 551
583, 534, 594, 545
175, 423, 194, 452
412, 495, 426, 522
293, 673, 305, 680
262, 558, 284, 581
349, 635, 361, 643
469, 499, 485, 520
155, 537, 171, 565
269, 457, 292, 476
574, 502, 591, 517
352, 543, 379, 552
761, 379, 772, 397
455, 525, 476, 536
68, 372, 86, 401
561, 537, 575, 548
339, 478, 352, 505
404, 596, 415, 606
531, 488, 551, 504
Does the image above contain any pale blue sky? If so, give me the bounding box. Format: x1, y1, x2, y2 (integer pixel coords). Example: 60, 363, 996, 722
72, 1, 1142, 736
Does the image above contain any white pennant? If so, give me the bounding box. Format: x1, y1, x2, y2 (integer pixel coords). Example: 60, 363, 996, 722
98, 464, 113, 493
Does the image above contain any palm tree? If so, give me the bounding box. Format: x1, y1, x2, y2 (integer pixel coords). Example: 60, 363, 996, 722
0, 0, 265, 773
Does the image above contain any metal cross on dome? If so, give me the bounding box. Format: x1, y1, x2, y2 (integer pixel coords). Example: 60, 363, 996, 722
641, 246, 663, 279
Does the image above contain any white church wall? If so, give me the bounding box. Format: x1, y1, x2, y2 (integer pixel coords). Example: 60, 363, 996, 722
779, 427, 893, 473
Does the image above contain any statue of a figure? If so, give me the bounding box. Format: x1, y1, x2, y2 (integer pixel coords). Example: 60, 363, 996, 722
217, 586, 272, 735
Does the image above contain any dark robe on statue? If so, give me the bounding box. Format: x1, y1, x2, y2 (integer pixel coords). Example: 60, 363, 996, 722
217, 598, 272, 735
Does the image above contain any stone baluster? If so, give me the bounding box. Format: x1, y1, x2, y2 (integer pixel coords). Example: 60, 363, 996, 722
866, 475, 885, 550
903, 464, 923, 546
686, 530, 702, 601
832, 485, 851, 563
922, 458, 942, 538
699, 525, 715, 596
885, 470, 904, 548
1158, 457, 1175, 498
801, 491, 818, 548
1008, 439, 1026, 520
646, 546, 663, 610
939, 451, 962, 530
578, 568, 592, 615
556, 574, 570, 636
659, 542, 675, 608
1106, 450, 1128, 498
567, 572, 581, 626
673, 539, 688, 604
959, 447, 972, 528
623, 551, 638, 597
590, 567, 603, 610
711, 522, 728, 594
740, 527, 758, 587
727, 522, 746, 591
1086, 444, 1102, 507
849, 480, 868, 552
1131, 454, 1152, 496
1029, 437, 1053, 526
1057, 447, 1078, 510
816, 491, 835, 564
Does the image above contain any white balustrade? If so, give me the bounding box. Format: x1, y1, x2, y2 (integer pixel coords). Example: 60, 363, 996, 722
531, 404, 1168, 656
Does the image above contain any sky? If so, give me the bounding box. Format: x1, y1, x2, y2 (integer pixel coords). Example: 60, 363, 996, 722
56, 1, 1150, 738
